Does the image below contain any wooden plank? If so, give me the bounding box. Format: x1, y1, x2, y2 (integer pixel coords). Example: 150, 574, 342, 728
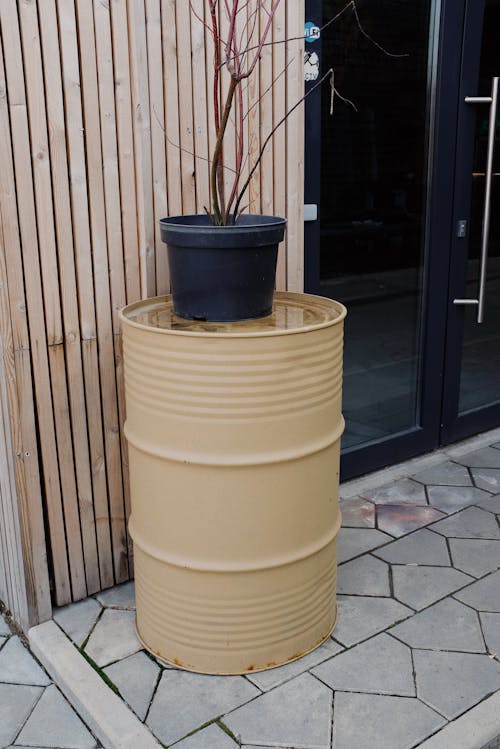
74, 0, 129, 584
0, 33, 51, 626
259, 8, 275, 217
190, 2, 211, 214
38, 0, 103, 596
56, 0, 115, 591
161, 0, 183, 217
176, 2, 197, 213
273, 2, 287, 290
145, 0, 169, 295
0, 0, 72, 605
109, 0, 141, 303
127, 0, 156, 298
114, 332, 133, 570
219, 2, 238, 216
93, 0, 127, 331
286, 2, 305, 292
19, 0, 89, 601
246, 3, 261, 215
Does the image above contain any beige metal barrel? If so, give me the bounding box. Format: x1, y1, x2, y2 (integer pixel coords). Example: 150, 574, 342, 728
120, 292, 346, 675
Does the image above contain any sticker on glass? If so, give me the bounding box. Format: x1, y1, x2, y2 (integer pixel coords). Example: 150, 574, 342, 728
304, 51, 320, 82
304, 21, 321, 43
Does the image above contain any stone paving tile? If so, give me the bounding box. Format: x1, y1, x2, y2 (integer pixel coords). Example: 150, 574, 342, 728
0, 636, 7, 650
0, 682, 43, 747
390, 597, 485, 652
103, 651, 160, 721
458, 447, 500, 468
332, 692, 445, 749
391, 565, 474, 610
16, 684, 97, 749
480, 613, 500, 656
376, 505, 445, 537
472, 468, 500, 494
146, 669, 259, 746
84, 609, 141, 667
454, 570, 500, 612
53, 598, 102, 646
0, 617, 11, 636
174, 723, 238, 748
339, 497, 375, 528
224, 673, 333, 749
361, 478, 427, 505
337, 554, 390, 596
0, 636, 51, 686
313, 632, 414, 696
373, 528, 450, 566
449, 538, 500, 578
95, 581, 135, 610
475, 493, 500, 514
337, 528, 392, 563
333, 595, 413, 647
427, 485, 492, 513
414, 650, 500, 719
431, 507, 500, 540
412, 460, 473, 487
246, 639, 342, 692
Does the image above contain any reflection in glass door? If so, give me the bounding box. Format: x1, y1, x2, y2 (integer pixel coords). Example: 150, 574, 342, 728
317, 1, 434, 451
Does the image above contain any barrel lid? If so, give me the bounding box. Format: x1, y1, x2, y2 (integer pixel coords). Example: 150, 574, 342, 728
120, 292, 346, 337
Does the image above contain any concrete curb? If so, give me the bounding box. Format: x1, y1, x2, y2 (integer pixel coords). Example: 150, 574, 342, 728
29, 620, 162, 749
418, 692, 500, 749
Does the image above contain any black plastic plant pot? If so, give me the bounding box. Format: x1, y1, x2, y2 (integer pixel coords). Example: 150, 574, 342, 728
159, 214, 287, 322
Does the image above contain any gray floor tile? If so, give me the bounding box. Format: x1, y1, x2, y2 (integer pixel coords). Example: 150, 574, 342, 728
224, 673, 332, 749
480, 613, 500, 656
53, 599, 102, 646
146, 669, 259, 746
414, 649, 500, 719
337, 554, 390, 596
84, 609, 141, 667
246, 639, 342, 692
458, 447, 500, 468
361, 478, 427, 505
390, 597, 485, 652
472, 468, 500, 494
376, 505, 445, 537
412, 461, 472, 487
334, 596, 413, 647
333, 692, 445, 749
454, 570, 500, 612
103, 651, 159, 721
313, 632, 414, 696
0, 636, 7, 650
339, 497, 375, 528
373, 528, 450, 566
431, 507, 500, 540
95, 581, 135, 610
0, 682, 42, 747
391, 565, 474, 610
0, 636, 50, 686
16, 684, 97, 748
427, 485, 492, 513
449, 538, 500, 578
174, 723, 238, 748
337, 528, 392, 563
475, 493, 500, 514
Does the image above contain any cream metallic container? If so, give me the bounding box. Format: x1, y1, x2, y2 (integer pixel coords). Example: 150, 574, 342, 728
120, 292, 346, 674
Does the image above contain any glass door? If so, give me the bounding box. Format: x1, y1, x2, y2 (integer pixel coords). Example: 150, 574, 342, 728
441, 0, 500, 443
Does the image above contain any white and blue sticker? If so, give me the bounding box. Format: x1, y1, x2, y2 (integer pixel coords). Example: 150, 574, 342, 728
304, 50, 320, 81
304, 21, 321, 43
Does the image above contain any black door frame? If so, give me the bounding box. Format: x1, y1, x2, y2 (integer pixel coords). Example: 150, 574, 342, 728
304, 0, 490, 480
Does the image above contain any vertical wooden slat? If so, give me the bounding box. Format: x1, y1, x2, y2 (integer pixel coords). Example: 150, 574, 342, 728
127, 0, 155, 298
75, 0, 128, 584
110, 0, 141, 304
18, 0, 91, 601
259, 9, 275, 217
162, 0, 183, 217
0, 0, 72, 605
191, 3, 211, 214
273, 2, 287, 290
286, 3, 305, 292
0, 33, 51, 626
176, 2, 197, 214
57, 0, 115, 592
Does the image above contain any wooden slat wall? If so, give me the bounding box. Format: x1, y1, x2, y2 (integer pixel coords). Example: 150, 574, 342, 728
0, 0, 305, 611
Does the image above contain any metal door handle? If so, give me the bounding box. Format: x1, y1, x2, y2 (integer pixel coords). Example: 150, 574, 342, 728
454, 76, 499, 323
